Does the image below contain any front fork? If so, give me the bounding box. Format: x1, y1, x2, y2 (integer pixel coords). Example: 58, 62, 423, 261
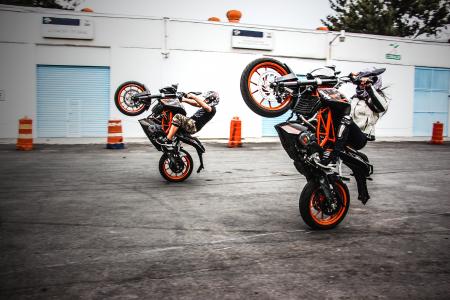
318, 172, 344, 211
163, 144, 185, 173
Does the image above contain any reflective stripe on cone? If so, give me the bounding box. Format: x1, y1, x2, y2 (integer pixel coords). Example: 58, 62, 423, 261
17, 117, 33, 151
106, 119, 125, 149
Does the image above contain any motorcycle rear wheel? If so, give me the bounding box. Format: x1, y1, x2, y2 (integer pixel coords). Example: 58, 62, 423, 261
240, 58, 292, 118
159, 149, 193, 182
114, 81, 148, 116
299, 180, 350, 230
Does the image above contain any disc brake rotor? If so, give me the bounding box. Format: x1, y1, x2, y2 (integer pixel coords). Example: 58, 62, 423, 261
315, 191, 341, 216
124, 90, 140, 107
257, 70, 280, 103
168, 156, 185, 173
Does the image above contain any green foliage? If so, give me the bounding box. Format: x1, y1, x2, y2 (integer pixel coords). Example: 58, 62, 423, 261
322, 0, 450, 37
0, 0, 80, 10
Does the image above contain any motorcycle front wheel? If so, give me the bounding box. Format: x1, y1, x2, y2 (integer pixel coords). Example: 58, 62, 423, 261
114, 81, 148, 116
240, 58, 292, 118
159, 149, 193, 182
299, 180, 350, 230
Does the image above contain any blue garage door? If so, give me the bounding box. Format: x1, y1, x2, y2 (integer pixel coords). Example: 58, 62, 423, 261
37, 65, 110, 138
413, 67, 450, 136
262, 112, 291, 136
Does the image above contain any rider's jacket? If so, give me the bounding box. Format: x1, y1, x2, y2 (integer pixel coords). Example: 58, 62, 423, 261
351, 86, 389, 139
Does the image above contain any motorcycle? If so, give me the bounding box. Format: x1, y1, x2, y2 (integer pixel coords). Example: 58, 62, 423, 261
240, 58, 379, 229
114, 81, 205, 182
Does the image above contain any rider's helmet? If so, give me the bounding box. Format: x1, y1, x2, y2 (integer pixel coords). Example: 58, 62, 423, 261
204, 91, 220, 107
355, 68, 383, 99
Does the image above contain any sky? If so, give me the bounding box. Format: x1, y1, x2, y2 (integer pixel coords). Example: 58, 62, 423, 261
78, 0, 333, 30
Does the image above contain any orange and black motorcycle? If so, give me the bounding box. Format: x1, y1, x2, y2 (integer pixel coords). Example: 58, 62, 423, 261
240, 58, 374, 229
114, 82, 205, 182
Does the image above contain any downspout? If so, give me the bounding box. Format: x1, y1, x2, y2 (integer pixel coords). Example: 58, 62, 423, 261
162, 17, 170, 59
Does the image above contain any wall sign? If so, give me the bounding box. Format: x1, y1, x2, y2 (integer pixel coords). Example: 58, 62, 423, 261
0, 89, 5, 101
232, 29, 273, 50
385, 43, 401, 60
41, 17, 94, 40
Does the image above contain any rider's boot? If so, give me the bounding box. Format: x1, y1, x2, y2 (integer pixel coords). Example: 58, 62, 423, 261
355, 172, 370, 204
156, 135, 176, 148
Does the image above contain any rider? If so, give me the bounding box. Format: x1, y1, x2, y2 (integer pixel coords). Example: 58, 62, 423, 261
156, 91, 219, 146
321, 69, 389, 165
351, 71, 389, 141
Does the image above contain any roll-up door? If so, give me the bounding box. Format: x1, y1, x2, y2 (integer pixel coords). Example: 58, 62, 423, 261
413, 67, 450, 136
37, 65, 110, 137
262, 112, 291, 136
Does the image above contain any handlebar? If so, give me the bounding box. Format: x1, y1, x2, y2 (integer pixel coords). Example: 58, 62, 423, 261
132, 92, 179, 102
271, 72, 376, 97
132, 91, 202, 104
273, 78, 339, 89
153, 92, 201, 99
299, 78, 339, 87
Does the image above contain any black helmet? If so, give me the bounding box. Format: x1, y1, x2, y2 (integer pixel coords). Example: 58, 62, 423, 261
355, 68, 383, 99
204, 91, 220, 107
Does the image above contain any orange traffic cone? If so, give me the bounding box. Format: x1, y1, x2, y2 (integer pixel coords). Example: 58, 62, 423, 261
228, 116, 242, 148
16, 117, 33, 151
430, 121, 444, 145
106, 119, 125, 149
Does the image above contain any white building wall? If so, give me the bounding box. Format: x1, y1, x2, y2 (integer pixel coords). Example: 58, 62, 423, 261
110, 47, 163, 138
0, 5, 449, 139
36, 45, 110, 66
333, 34, 450, 68
0, 43, 36, 138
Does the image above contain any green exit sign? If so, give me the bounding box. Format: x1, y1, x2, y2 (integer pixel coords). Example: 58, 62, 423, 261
386, 53, 401, 60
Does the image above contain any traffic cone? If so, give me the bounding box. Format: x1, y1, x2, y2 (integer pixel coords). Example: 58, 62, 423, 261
430, 121, 444, 145
16, 117, 33, 151
228, 116, 242, 148
106, 119, 125, 149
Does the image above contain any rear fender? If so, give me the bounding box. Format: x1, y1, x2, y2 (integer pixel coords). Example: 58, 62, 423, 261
178, 135, 206, 173
340, 151, 372, 177
283, 62, 294, 74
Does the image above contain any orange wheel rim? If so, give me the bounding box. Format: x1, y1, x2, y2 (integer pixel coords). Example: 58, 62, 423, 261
117, 84, 146, 114
162, 154, 191, 180
310, 183, 347, 226
247, 62, 292, 111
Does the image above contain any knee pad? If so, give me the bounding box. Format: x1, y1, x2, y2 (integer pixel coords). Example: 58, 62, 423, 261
337, 116, 352, 138
341, 115, 352, 126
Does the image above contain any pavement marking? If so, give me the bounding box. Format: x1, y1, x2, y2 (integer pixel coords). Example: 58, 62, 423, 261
135, 229, 308, 255
208, 229, 307, 245
141, 246, 184, 253
380, 215, 430, 222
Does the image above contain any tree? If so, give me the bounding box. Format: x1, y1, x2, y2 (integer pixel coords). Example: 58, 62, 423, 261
0, 0, 80, 10
322, 0, 450, 38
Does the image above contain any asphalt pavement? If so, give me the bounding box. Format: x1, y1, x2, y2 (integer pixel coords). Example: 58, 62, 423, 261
0, 141, 449, 299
